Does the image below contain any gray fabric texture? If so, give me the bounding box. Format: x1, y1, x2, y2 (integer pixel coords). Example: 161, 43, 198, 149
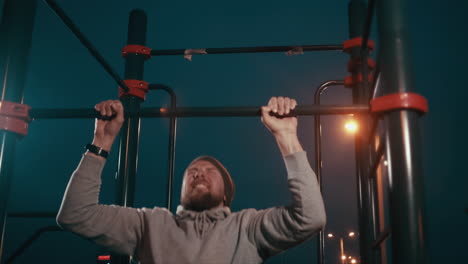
57, 151, 326, 264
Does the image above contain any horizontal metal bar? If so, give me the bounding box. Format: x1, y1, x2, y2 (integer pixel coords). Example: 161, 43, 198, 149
30, 105, 369, 119
369, 140, 386, 178
5, 226, 62, 264
8, 211, 57, 218
372, 228, 391, 249
151, 44, 343, 56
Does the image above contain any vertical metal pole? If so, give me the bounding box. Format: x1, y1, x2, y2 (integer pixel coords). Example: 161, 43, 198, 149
114, 9, 147, 264
314, 80, 345, 264
376, 0, 427, 263
0, 0, 37, 261
348, 1, 375, 263
165, 91, 177, 211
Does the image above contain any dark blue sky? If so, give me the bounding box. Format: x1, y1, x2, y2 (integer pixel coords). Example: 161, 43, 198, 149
1, 0, 467, 263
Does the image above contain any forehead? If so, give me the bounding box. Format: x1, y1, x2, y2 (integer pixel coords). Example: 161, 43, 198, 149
187, 160, 217, 169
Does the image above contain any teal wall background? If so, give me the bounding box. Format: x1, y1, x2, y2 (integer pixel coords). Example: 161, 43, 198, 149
1, 0, 467, 263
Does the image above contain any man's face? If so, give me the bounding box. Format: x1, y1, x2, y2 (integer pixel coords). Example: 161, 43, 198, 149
181, 160, 225, 211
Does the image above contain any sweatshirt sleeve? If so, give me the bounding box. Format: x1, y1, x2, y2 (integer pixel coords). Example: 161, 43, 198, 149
56, 154, 145, 256
247, 151, 326, 259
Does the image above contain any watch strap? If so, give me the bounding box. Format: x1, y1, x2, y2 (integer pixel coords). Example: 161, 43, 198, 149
85, 144, 109, 158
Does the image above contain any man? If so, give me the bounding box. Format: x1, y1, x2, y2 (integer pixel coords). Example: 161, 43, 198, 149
57, 96, 326, 263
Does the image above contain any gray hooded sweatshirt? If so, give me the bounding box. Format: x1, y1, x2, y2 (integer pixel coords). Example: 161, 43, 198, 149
57, 151, 326, 263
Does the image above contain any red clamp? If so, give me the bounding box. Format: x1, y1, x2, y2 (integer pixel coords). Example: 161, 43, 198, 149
348, 57, 376, 73
371, 93, 428, 114
119, 80, 150, 100
343, 37, 375, 54
0, 101, 31, 136
345, 73, 373, 88
121, 45, 152, 59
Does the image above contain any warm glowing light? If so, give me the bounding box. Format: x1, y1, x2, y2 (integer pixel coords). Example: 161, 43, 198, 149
383, 160, 388, 166
344, 119, 358, 133
349, 232, 355, 237
342, 255, 347, 260
160, 107, 167, 113
349, 256, 352, 259
327, 233, 334, 238
351, 259, 357, 263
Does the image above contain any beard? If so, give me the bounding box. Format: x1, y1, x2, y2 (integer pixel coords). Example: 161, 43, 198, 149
182, 185, 224, 212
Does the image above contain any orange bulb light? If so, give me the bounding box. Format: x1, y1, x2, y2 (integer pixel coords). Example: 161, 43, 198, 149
345, 120, 358, 133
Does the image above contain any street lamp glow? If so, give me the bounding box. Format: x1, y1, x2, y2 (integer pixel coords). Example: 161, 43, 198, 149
344, 119, 358, 133
351, 259, 357, 263
327, 233, 334, 238
341, 255, 347, 260
348, 232, 355, 237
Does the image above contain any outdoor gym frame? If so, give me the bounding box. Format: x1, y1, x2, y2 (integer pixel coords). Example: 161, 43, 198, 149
0, 0, 427, 264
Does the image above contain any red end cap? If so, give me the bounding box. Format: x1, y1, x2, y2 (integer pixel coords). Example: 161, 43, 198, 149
97, 255, 111, 261
122, 45, 152, 59
0, 101, 31, 136
371, 93, 428, 114
343, 37, 375, 53
119, 79, 150, 100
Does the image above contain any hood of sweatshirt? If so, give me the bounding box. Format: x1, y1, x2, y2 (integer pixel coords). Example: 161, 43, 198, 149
176, 205, 231, 238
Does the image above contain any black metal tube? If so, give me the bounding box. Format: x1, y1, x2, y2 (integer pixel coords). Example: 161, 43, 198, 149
369, 141, 385, 179
369, 136, 383, 262
348, 1, 376, 263
43, 0, 130, 92
29, 105, 369, 119
0, 0, 37, 261
5, 226, 62, 264
151, 44, 343, 56
151, 85, 178, 211
360, 0, 376, 59
313, 80, 345, 264
113, 9, 147, 264
376, 0, 427, 262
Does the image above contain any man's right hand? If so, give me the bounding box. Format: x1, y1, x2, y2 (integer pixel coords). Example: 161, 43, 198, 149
92, 100, 124, 152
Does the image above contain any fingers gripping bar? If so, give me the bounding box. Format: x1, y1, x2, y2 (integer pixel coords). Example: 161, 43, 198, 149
95, 110, 297, 120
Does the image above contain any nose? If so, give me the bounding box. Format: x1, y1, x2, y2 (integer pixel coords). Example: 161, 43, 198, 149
193, 171, 203, 180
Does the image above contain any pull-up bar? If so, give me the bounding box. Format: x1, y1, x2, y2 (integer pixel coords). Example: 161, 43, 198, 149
29, 105, 370, 119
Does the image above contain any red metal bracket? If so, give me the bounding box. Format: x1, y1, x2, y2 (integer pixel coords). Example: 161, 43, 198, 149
343, 37, 375, 54
345, 73, 373, 88
371, 93, 428, 114
121, 45, 152, 59
348, 57, 376, 73
119, 79, 150, 100
0, 101, 31, 136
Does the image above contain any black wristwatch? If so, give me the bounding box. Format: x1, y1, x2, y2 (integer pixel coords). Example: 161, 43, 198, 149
85, 144, 109, 159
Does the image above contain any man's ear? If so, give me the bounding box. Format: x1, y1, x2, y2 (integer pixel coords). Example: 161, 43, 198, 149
223, 195, 227, 205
